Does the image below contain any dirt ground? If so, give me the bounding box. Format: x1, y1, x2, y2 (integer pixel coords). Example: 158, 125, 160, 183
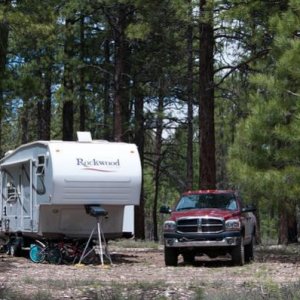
1, 244, 300, 299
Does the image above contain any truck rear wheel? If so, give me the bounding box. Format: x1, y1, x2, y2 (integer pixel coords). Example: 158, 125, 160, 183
164, 247, 178, 266
245, 236, 254, 262
231, 237, 245, 266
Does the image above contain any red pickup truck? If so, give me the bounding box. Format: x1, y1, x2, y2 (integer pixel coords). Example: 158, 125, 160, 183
160, 190, 256, 266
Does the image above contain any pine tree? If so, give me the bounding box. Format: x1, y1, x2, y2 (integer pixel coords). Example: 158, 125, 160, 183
228, 0, 300, 244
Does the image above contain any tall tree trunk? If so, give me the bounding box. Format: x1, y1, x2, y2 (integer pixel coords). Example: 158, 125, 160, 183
103, 38, 111, 140
37, 68, 52, 140
278, 205, 288, 245
186, 1, 194, 190
199, 0, 216, 189
63, 18, 74, 141
134, 90, 145, 239
113, 5, 126, 142
121, 43, 131, 142
43, 72, 52, 140
20, 98, 29, 144
152, 82, 164, 241
0, 2, 9, 156
278, 202, 298, 244
287, 211, 298, 243
113, 4, 133, 142
79, 14, 86, 131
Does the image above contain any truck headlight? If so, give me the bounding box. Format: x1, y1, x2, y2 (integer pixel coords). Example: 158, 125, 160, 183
163, 220, 176, 232
225, 219, 241, 231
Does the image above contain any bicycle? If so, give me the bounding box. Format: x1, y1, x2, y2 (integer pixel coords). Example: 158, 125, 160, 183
29, 241, 62, 264
58, 239, 98, 265
29, 239, 98, 265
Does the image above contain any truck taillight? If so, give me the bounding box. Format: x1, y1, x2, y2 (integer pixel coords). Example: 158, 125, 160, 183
163, 220, 176, 232
225, 218, 241, 231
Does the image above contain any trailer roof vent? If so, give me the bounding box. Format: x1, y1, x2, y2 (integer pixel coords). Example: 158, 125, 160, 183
77, 131, 92, 143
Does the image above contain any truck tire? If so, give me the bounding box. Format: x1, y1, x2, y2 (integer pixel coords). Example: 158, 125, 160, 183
231, 237, 245, 266
244, 236, 254, 263
164, 247, 178, 266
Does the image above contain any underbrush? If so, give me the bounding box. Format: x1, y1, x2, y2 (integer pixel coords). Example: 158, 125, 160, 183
109, 238, 161, 249
203, 281, 300, 300
2, 279, 300, 300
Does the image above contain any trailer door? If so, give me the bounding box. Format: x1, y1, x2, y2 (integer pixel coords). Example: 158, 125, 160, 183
1, 166, 20, 232
21, 162, 33, 231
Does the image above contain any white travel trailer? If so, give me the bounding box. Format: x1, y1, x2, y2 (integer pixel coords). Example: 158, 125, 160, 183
0, 132, 141, 249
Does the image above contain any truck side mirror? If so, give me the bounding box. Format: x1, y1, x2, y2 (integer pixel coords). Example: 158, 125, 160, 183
242, 204, 256, 213
159, 205, 172, 214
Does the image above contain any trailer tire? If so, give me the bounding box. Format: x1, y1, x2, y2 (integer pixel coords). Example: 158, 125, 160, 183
9, 244, 21, 257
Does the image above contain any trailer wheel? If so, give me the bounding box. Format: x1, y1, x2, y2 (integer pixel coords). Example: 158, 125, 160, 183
9, 244, 21, 257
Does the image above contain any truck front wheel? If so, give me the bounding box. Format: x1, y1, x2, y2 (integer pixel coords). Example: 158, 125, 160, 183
231, 237, 245, 266
164, 247, 178, 266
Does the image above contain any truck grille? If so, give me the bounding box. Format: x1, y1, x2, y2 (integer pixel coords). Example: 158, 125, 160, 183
176, 217, 224, 233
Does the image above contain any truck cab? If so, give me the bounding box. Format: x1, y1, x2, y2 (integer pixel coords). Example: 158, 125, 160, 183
160, 190, 256, 266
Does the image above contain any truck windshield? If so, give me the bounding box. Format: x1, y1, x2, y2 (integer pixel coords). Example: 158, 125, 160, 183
175, 193, 237, 211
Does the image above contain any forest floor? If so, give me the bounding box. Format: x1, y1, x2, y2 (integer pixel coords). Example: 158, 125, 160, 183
1, 243, 300, 299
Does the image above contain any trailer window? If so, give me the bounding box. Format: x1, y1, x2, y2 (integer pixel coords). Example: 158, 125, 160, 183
35, 155, 46, 195
36, 155, 45, 175
6, 182, 18, 203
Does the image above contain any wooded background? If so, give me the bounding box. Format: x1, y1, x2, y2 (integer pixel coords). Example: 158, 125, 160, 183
1, 0, 299, 244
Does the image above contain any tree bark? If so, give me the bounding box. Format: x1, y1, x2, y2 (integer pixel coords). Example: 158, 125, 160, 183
134, 90, 145, 239
199, 0, 216, 189
37, 69, 52, 140
113, 5, 126, 142
103, 39, 111, 140
79, 14, 86, 132
152, 82, 164, 241
278, 202, 298, 244
112, 4, 133, 142
278, 206, 288, 245
43, 72, 52, 140
186, 1, 194, 190
20, 98, 29, 144
63, 18, 74, 141
0, 2, 9, 156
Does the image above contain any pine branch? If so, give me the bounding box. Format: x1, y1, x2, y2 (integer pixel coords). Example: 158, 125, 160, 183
214, 48, 270, 87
